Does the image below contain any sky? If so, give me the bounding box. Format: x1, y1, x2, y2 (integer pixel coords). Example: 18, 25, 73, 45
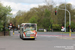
0, 0, 75, 17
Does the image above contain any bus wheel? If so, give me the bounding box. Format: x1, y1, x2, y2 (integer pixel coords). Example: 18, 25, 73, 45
33, 38, 35, 40
22, 34, 24, 40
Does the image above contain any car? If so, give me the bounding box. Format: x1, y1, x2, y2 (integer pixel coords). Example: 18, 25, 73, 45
61, 28, 65, 32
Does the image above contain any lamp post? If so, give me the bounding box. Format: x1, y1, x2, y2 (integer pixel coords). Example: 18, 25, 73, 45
60, 0, 71, 36
58, 9, 71, 27
57, 0, 71, 36
65, 0, 66, 32
56, 0, 67, 32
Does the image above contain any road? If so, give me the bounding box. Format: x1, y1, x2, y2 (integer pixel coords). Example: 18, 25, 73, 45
0, 31, 75, 50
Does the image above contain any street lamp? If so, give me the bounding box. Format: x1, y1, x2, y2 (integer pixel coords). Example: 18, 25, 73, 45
57, 0, 71, 36
65, 0, 71, 33
65, 0, 66, 32
58, 8, 71, 27
57, 0, 71, 32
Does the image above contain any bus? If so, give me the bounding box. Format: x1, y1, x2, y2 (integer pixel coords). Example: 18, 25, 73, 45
19, 23, 37, 40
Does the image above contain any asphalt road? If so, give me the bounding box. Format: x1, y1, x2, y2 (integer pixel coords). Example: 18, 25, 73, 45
0, 31, 75, 50
10, 31, 75, 37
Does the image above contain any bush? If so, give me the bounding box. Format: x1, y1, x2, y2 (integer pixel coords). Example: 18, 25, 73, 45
66, 21, 75, 29
0, 25, 3, 32
52, 24, 62, 30
6, 29, 10, 31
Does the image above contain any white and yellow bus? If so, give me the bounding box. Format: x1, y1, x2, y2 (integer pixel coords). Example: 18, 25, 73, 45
19, 23, 37, 40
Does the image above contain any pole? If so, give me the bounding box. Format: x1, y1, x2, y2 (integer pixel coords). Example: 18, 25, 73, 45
65, 0, 66, 32
57, 0, 71, 36
13, 29, 14, 35
69, 9, 71, 37
58, 8, 71, 36
4, 22, 5, 36
13, 25, 14, 35
4, 15, 6, 36
58, 9, 71, 26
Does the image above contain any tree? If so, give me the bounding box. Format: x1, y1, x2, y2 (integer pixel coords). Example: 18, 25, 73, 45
0, 2, 12, 33
0, 3, 12, 20
66, 21, 75, 29
29, 16, 38, 23
14, 3, 75, 31
0, 2, 12, 26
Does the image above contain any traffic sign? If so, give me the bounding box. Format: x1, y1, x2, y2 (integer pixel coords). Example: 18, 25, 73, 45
10, 23, 12, 26
62, 26, 64, 29
9, 26, 12, 27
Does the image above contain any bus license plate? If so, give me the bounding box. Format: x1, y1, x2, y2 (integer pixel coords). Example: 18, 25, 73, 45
26, 34, 30, 37
30, 37, 34, 38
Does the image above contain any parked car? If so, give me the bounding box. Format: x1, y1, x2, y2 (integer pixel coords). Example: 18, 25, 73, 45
61, 28, 65, 32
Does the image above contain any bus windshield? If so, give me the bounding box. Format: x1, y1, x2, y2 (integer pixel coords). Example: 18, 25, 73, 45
24, 24, 36, 31
24, 28, 35, 31
25, 24, 35, 27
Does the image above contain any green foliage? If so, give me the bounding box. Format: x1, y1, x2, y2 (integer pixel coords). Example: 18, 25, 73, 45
29, 15, 38, 23
0, 3, 12, 32
66, 22, 69, 27
71, 21, 75, 29
12, 3, 75, 31
6, 29, 10, 31
42, 18, 50, 29
0, 3, 12, 19
66, 21, 75, 29
52, 24, 62, 30
45, 9, 50, 17
0, 23, 3, 32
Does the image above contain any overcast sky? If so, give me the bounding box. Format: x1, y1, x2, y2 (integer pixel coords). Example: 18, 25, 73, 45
0, 0, 75, 17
